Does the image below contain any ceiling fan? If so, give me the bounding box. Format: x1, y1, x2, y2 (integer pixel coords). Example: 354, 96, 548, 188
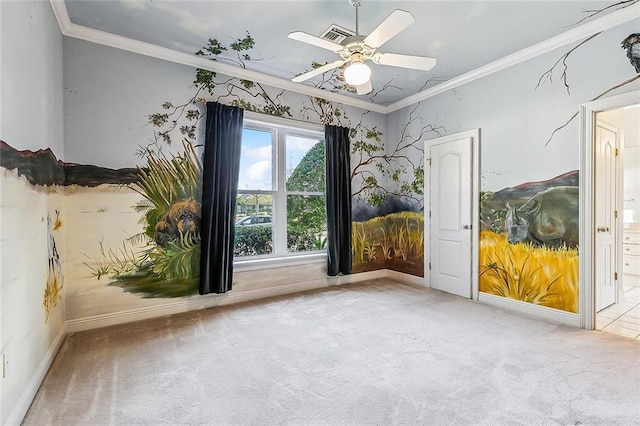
288, 0, 437, 95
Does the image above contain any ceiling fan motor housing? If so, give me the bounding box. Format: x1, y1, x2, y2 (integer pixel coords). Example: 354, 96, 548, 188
339, 37, 374, 61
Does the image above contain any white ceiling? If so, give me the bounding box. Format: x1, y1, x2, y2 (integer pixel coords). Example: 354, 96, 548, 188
61, 0, 631, 107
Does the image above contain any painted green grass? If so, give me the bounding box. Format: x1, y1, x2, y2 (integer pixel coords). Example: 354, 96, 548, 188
85, 141, 202, 298
352, 211, 424, 275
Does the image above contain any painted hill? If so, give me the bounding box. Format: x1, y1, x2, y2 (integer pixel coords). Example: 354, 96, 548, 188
490, 170, 578, 200
1, 140, 140, 187
481, 170, 579, 233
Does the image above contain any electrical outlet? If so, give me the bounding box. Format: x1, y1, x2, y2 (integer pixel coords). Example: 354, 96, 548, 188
2, 352, 7, 378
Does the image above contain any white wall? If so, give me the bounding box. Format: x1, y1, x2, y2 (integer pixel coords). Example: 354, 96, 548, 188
622, 107, 640, 225
599, 105, 640, 225
0, 1, 65, 424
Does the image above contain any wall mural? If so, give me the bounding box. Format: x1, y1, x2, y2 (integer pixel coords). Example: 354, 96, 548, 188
476, 5, 638, 312
475, 6, 639, 313
0, 141, 67, 321
6, 3, 635, 317
373, 2, 637, 313
94, 142, 203, 297
539, 26, 639, 146
479, 172, 579, 313
44, 210, 64, 322
70, 33, 432, 299
351, 100, 442, 276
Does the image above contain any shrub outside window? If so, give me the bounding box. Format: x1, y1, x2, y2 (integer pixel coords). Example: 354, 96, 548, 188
234, 116, 326, 259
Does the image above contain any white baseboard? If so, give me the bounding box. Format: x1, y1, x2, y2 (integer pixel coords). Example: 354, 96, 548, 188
66, 270, 387, 333
65, 272, 580, 339
5, 324, 67, 426
478, 292, 580, 327
385, 269, 425, 288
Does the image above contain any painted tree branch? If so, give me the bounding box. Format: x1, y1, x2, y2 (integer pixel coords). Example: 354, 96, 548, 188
537, 0, 638, 95
368, 77, 403, 102
576, 0, 638, 24
148, 32, 296, 151
216, 77, 290, 117
348, 102, 444, 207
419, 76, 449, 92
535, 33, 601, 95
545, 73, 640, 146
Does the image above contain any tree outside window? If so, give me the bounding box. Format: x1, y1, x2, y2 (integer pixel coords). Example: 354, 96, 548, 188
234, 119, 326, 258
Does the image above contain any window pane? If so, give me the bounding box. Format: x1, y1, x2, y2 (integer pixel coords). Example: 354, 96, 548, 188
234, 194, 273, 257
285, 136, 325, 192
287, 195, 327, 253
239, 128, 273, 191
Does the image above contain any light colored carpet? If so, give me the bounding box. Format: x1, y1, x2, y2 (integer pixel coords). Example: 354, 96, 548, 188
23, 279, 640, 425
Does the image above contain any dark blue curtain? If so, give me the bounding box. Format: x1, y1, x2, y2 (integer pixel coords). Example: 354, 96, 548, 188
199, 102, 244, 294
325, 125, 352, 276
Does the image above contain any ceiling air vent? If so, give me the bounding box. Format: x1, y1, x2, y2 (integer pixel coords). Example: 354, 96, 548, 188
320, 24, 355, 44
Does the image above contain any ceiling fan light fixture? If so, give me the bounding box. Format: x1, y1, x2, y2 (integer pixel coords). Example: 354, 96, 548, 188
343, 60, 371, 86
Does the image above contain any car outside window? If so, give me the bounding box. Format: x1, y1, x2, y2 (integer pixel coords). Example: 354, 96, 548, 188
234, 116, 326, 260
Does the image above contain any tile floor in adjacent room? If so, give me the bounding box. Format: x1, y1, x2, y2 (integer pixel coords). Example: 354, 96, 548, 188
597, 277, 640, 340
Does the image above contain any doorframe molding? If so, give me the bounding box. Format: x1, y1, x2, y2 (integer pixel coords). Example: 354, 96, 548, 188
579, 89, 640, 330
424, 129, 481, 299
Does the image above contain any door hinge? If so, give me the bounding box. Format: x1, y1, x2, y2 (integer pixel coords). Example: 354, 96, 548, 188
429, 210, 431, 218
428, 262, 431, 270
614, 210, 618, 219
614, 272, 618, 281
615, 148, 619, 156
427, 158, 431, 165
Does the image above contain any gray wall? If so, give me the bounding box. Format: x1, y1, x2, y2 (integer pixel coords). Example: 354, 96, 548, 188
387, 21, 640, 193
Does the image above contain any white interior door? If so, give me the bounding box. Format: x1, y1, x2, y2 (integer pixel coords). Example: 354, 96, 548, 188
429, 136, 472, 298
595, 120, 618, 312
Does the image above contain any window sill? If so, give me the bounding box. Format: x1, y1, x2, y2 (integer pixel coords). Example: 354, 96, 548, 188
233, 252, 327, 272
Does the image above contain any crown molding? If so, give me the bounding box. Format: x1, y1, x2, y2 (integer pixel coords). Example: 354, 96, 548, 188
50, 0, 71, 31
48, 1, 387, 114
385, 2, 640, 113
50, 0, 639, 116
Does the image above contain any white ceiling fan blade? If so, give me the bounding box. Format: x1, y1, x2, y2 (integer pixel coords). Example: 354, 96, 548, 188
292, 60, 346, 83
372, 52, 437, 71
363, 10, 415, 49
288, 31, 343, 52
356, 81, 372, 95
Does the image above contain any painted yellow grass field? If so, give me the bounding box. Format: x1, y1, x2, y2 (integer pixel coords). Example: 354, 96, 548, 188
479, 231, 578, 313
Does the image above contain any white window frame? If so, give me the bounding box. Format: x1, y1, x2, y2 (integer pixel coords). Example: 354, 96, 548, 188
235, 112, 326, 270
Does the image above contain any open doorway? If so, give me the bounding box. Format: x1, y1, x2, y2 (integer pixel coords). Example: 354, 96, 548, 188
593, 103, 640, 340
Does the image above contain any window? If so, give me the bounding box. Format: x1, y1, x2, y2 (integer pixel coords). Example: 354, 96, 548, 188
235, 115, 326, 260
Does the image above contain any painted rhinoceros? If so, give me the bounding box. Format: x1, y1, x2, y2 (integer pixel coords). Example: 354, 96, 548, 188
504, 186, 579, 249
